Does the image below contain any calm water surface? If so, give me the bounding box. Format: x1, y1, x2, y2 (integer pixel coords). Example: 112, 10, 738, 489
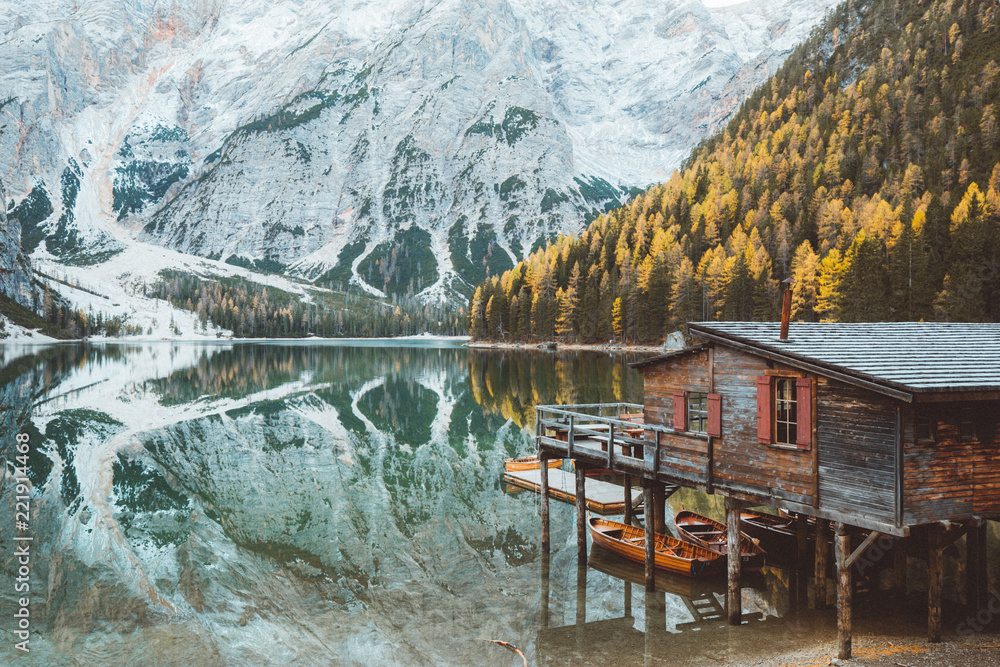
0, 341, 991, 665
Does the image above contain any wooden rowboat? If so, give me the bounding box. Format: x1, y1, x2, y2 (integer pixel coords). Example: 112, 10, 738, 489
588, 517, 723, 578
739, 509, 799, 560
503, 456, 562, 473
674, 510, 766, 571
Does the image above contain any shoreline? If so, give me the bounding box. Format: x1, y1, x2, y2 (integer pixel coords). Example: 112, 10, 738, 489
465, 340, 668, 354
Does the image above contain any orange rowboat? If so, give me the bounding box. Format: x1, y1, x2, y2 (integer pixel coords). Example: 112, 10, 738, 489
674, 510, 766, 571
503, 456, 562, 473
588, 517, 723, 578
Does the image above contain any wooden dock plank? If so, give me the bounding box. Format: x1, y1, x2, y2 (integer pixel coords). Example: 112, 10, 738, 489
504, 467, 640, 515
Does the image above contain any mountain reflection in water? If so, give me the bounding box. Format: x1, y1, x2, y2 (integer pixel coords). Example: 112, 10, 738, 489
1, 342, 987, 665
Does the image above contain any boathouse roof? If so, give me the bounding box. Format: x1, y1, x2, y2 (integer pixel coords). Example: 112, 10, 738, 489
642, 322, 1000, 401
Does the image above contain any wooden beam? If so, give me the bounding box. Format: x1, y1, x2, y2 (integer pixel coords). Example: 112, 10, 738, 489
845, 531, 884, 568
575, 465, 587, 565
705, 435, 714, 494
895, 406, 903, 528
797, 513, 809, 568
540, 454, 550, 554
928, 523, 943, 643
644, 484, 655, 591
540, 551, 550, 629
814, 519, 829, 609
967, 521, 988, 609
835, 522, 852, 660
812, 375, 819, 509
653, 484, 667, 535
893, 538, 907, 594
726, 497, 743, 625
623, 474, 633, 525
720, 491, 910, 537
576, 562, 587, 627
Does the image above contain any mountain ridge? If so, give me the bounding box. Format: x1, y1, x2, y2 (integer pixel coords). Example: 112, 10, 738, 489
2, 0, 839, 320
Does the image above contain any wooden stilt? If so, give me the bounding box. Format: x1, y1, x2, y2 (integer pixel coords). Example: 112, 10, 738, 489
797, 512, 809, 567
814, 519, 829, 609
967, 521, 988, 610
540, 455, 550, 554
623, 474, 633, 525
726, 497, 743, 625
576, 465, 587, 564
653, 483, 666, 534
928, 523, 943, 643
540, 551, 551, 629
625, 581, 633, 618
644, 483, 655, 591
576, 563, 587, 627
835, 521, 852, 660
893, 537, 907, 594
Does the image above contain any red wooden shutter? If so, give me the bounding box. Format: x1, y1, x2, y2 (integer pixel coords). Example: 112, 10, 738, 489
756, 376, 772, 444
673, 390, 687, 431
795, 377, 813, 449
707, 393, 722, 437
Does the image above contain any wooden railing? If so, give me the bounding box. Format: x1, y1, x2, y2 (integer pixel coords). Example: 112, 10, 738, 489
535, 403, 709, 477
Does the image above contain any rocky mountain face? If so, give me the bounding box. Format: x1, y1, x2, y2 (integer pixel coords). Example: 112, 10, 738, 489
1, 0, 839, 304
0, 178, 36, 309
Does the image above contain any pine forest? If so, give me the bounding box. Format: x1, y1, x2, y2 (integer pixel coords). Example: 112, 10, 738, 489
467, 0, 1000, 343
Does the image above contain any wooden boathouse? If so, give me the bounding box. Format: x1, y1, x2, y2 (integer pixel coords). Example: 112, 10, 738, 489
535, 320, 1000, 659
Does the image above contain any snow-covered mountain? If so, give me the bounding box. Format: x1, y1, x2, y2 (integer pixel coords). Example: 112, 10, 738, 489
1, 0, 839, 306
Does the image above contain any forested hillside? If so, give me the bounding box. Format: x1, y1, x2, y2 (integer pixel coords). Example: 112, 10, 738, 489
468, 0, 1000, 342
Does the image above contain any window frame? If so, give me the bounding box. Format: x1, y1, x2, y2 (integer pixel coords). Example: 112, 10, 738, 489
757, 374, 812, 450
687, 391, 709, 434
773, 377, 798, 446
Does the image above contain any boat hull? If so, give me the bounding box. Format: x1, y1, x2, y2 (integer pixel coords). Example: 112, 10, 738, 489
588, 517, 723, 578
675, 510, 766, 571
503, 456, 562, 473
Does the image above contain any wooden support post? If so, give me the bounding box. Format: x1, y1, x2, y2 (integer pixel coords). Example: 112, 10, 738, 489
797, 512, 809, 568
576, 563, 587, 627
576, 465, 587, 565
928, 523, 943, 643
623, 474, 633, 525
726, 497, 743, 625
814, 519, 829, 609
625, 581, 633, 618
835, 521, 852, 660
540, 455, 550, 554
893, 537, 907, 595
653, 483, 666, 535
967, 521, 988, 610
644, 483, 656, 591
540, 551, 551, 629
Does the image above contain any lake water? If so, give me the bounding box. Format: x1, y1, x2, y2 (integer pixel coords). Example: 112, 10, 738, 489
0, 341, 992, 665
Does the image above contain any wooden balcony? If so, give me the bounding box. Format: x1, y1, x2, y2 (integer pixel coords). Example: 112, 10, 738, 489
534, 402, 707, 482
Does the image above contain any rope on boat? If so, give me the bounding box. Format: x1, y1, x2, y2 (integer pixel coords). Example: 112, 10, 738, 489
477, 639, 528, 667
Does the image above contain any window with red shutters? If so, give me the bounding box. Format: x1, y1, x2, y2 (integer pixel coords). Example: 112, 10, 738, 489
707, 393, 722, 437
756, 376, 772, 443
795, 377, 813, 449
673, 390, 687, 431
757, 375, 813, 449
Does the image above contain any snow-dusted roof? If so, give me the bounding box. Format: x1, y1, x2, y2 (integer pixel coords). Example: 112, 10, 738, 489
687, 321, 1000, 399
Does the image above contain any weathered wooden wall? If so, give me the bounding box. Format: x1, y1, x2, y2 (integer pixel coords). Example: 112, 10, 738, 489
642, 346, 816, 505
903, 401, 1000, 524
710, 347, 814, 505
642, 349, 711, 486
641, 343, 1000, 528
816, 379, 897, 524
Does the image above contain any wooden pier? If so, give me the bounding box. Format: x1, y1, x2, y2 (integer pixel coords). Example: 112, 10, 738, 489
535, 321, 1000, 660
503, 466, 642, 514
